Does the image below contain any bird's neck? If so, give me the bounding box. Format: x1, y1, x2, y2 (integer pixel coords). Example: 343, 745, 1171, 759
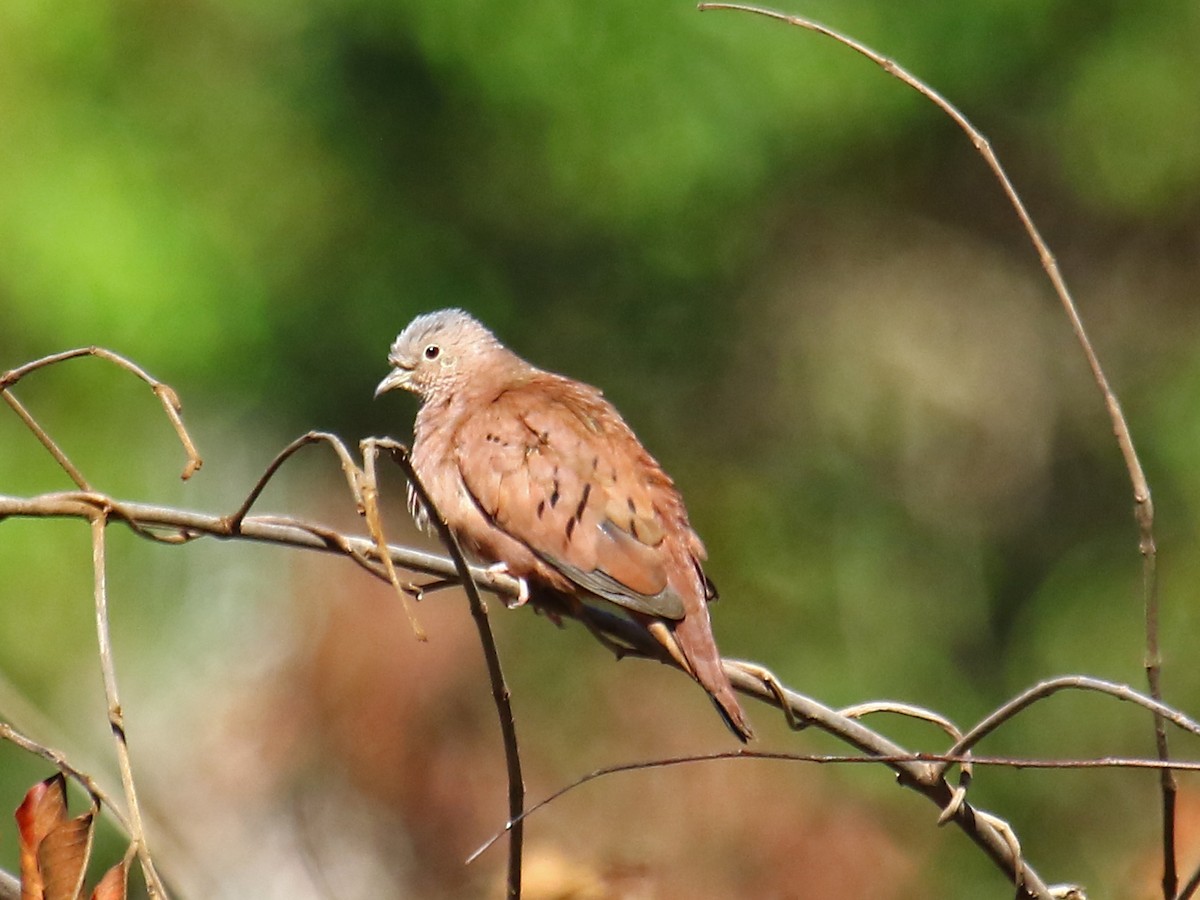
415, 361, 536, 443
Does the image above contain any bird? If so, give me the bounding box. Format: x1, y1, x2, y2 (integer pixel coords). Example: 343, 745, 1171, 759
375, 308, 752, 741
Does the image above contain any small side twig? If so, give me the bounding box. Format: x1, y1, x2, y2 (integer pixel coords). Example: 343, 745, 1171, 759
0, 720, 130, 833
226, 430, 427, 639
225, 431, 365, 532
360, 438, 426, 640
1, 346, 202, 481
838, 700, 972, 822
1, 389, 93, 491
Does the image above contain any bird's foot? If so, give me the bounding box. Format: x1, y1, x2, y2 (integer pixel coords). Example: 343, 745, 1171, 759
486, 562, 530, 608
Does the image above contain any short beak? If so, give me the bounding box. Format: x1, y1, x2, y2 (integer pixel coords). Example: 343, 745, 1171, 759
375, 367, 412, 398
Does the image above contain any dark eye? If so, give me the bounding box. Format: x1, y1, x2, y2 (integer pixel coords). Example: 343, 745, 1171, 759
424, 344, 441, 360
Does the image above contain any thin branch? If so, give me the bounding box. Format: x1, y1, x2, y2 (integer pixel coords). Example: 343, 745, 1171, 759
942, 677, 1200, 765
470, 748, 1200, 862
380, 441, 526, 900
0, 720, 132, 834
839, 700, 964, 741
225, 431, 364, 532
253, 515, 392, 581
0, 491, 523, 596
1, 389, 92, 490
225, 430, 427, 638
91, 512, 169, 899
1, 346, 203, 481
839, 700, 972, 823
360, 438, 426, 640
697, 2, 1166, 891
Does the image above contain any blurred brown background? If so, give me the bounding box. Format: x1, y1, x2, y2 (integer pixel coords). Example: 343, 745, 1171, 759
1, 1, 1198, 896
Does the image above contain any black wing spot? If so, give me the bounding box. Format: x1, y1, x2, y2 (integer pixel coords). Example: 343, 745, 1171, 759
537, 499, 546, 519
550, 478, 561, 508
696, 560, 719, 603
627, 497, 636, 514
565, 517, 577, 541
574, 483, 592, 523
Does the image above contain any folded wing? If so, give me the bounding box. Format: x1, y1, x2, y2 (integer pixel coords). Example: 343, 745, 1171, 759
452, 377, 698, 620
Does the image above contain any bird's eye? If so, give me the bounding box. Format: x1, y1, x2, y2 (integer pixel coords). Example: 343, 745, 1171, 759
424, 344, 441, 360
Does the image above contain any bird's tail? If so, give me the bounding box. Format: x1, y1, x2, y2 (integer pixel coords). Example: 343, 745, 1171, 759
660, 605, 754, 742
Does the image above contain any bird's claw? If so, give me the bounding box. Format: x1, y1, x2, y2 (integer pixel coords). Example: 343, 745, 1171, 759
486, 562, 530, 608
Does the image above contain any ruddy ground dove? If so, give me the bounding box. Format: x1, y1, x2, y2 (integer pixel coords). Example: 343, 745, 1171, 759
375, 309, 753, 741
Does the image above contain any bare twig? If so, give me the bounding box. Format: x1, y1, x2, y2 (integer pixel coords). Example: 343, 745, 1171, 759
253, 515, 392, 581
0, 720, 131, 832
838, 700, 972, 823
470, 747, 1200, 863
91, 512, 169, 899
1, 346, 203, 481
942, 676, 1200, 764
1, 389, 93, 490
379, 441, 526, 900
226, 431, 365, 532
226, 430, 427, 638
360, 438, 426, 640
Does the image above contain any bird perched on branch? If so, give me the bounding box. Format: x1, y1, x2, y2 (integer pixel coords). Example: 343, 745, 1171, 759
375, 309, 752, 741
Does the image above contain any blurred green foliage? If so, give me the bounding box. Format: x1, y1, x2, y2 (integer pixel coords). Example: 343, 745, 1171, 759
2, 1, 1199, 897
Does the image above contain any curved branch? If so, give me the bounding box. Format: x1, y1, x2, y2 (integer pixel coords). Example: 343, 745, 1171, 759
697, 3, 1165, 891
1, 346, 203, 481
943, 677, 1200, 765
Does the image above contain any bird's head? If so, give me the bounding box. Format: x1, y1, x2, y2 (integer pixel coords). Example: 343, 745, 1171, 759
375, 308, 510, 402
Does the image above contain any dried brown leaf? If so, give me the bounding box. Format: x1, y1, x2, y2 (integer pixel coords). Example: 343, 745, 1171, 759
37, 812, 93, 900
89, 862, 126, 900
15, 774, 70, 899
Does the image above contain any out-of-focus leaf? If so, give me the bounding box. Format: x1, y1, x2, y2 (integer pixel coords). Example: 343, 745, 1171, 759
88, 862, 126, 900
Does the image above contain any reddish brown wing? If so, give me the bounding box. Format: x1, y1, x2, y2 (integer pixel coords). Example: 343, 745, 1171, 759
452, 376, 693, 620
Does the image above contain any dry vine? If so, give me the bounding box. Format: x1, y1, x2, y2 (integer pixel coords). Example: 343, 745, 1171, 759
0, 5, 1184, 900
697, 2, 1170, 894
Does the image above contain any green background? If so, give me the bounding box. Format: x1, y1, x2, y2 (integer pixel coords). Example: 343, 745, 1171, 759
2, 1, 1199, 896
